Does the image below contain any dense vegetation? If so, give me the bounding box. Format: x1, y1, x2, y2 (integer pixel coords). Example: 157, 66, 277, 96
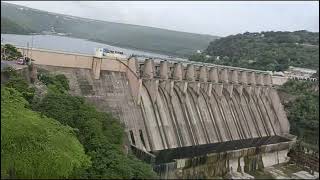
1, 17, 33, 34
278, 80, 319, 146
1, 44, 23, 60
2, 66, 35, 103
1, 69, 91, 178
1, 2, 218, 57
190, 31, 319, 71
1, 67, 157, 178
33, 70, 156, 178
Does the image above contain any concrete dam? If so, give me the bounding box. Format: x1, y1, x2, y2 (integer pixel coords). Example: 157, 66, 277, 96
19, 47, 295, 178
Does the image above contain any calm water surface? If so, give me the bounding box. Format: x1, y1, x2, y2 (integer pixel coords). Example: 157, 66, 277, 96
1, 34, 178, 59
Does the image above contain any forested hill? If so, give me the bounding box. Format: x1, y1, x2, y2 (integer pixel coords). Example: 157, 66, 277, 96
191, 31, 319, 71
1, 2, 218, 57
278, 80, 319, 146
1, 17, 34, 34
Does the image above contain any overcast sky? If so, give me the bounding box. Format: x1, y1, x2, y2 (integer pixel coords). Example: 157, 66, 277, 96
4, 1, 319, 36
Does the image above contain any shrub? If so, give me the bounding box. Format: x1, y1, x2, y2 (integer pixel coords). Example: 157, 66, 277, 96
1, 87, 91, 179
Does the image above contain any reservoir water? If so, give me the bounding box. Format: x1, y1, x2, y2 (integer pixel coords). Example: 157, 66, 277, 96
1, 34, 266, 72
1, 34, 185, 60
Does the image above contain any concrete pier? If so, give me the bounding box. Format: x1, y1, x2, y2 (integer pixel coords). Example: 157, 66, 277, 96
17, 47, 294, 178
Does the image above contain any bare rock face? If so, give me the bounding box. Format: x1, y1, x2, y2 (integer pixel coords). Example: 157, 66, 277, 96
33, 80, 48, 100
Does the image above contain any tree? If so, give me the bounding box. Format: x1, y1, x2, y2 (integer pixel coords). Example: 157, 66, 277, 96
3, 68, 35, 104
279, 80, 319, 145
201, 31, 319, 71
32, 71, 157, 179
1, 44, 23, 61
1, 60, 157, 179
34, 91, 157, 179
1, 87, 91, 179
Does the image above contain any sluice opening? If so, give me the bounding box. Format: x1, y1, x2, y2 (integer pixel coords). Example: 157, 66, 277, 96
131, 135, 295, 178
152, 135, 291, 164
129, 130, 136, 146
132, 135, 295, 179
139, 129, 147, 149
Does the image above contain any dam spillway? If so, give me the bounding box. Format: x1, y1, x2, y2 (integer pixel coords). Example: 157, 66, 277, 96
18, 47, 295, 178
132, 59, 290, 151
129, 59, 294, 178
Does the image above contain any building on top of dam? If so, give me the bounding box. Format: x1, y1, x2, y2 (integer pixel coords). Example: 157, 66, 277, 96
17, 47, 296, 178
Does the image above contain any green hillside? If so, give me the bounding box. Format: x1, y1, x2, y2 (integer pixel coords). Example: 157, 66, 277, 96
1, 64, 157, 179
1, 2, 218, 57
278, 80, 319, 146
190, 31, 319, 71
1, 17, 34, 34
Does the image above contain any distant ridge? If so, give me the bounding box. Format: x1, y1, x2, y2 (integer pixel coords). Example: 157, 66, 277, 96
190, 31, 319, 71
1, 2, 219, 57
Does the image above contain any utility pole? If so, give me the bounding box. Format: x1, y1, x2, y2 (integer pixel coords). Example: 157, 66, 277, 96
30, 35, 34, 63
27, 42, 29, 62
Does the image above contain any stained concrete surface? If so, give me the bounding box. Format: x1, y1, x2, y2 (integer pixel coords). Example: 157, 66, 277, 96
251, 163, 319, 179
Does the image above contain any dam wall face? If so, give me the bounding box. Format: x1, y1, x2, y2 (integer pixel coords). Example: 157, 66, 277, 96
35, 57, 291, 150
34, 65, 151, 151
26, 48, 294, 177
131, 59, 290, 151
